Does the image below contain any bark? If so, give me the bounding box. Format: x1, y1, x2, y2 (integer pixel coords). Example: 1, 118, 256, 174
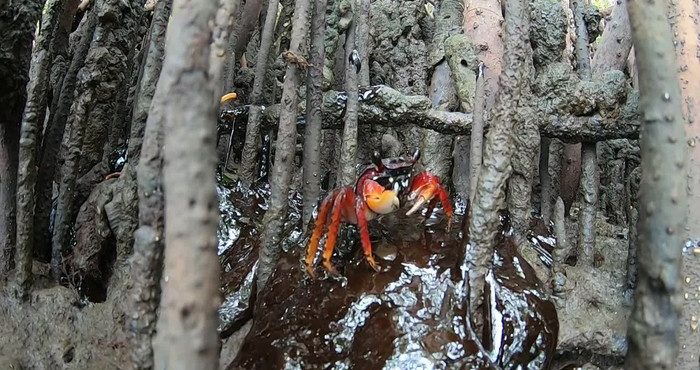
578, 143, 597, 266
0, 0, 44, 278
356, 0, 370, 87
448, 35, 475, 200
668, 0, 700, 367
210, 0, 239, 100
624, 0, 688, 367
592, 0, 633, 230
507, 69, 537, 239
464, 0, 529, 316
31, 0, 80, 261
302, 0, 329, 225
249, 82, 640, 140
51, 0, 141, 281
232, 0, 264, 64
462, 0, 504, 204
569, 0, 596, 267
558, 94, 582, 213
507, 107, 539, 239
591, 0, 631, 77
558, 29, 581, 222
625, 165, 640, 290
256, 0, 311, 290
551, 196, 568, 294
152, 0, 221, 368
469, 64, 487, 203
14, 0, 66, 297
529, 0, 566, 221
51, 84, 93, 280
505, 0, 539, 238
239, 0, 280, 184
539, 137, 552, 221
547, 138, 564, 218
126, 1, 172, 368
34, 7, 97, 263
338, 16, 359, 187
423, 0, 464, 183
321, 0, 353, 90
463, 0, 504, 116
221, 0, 245, 95
75, 1, 146, 215
77, 0, 143, 182
128, 0, 172, 165
424, 62, 457, 181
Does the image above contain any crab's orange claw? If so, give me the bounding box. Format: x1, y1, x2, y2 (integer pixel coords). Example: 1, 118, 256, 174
220, 92, 238, 104
406, 171, 453, 230
363, 180, 400, 215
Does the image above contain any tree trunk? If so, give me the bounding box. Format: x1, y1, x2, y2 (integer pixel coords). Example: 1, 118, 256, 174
668, 0, 700, 367
239, 0, 281, 184
338, 15, 359, 187
464, 0, 529, 317
569, 0, 595, 267
624, 0, 687, 367
0, 0, 45, 278
256, 0, 312, 291
539, 137, 552, 221
463, 0, 504, 116
469, 65, 487, 203
34, 5, 97, 262
356, 0, 370, 87
51, 83, 93, 280
232, 0, 264, 67
551, 196, 568, 294
582, 0, 632, 267
51, 0, 141, 281
152, 0, 221, 368
578, 143, 597, 265
210, 0, 240, 100
127, 1, 173, 368
423, 0, 463, 183
463, 0, 504, 205
591, 0, 631, 77
14, 0, 67, 297
302, 0, 329, 225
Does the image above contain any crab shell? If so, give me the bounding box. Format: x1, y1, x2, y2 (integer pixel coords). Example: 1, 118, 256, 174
355, 148, 421, 198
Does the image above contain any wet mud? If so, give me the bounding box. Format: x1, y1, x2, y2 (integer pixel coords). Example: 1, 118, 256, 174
217, 180, 559, 369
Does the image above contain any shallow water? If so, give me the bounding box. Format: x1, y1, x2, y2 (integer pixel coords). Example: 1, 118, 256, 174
215, 178, 559, 369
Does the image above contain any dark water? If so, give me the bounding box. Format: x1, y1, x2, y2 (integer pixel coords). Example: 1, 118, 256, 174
216, 179, 558, 369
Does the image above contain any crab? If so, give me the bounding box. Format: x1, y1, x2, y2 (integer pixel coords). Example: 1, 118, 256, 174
304, 149, 453, 277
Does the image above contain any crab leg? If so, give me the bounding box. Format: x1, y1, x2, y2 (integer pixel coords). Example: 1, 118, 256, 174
435, 183, 454, 231
321, 190, 348, 274
355, 197, 380, 271
304, 190, 336, 276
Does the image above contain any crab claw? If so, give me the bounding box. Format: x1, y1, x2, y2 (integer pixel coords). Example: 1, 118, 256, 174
363, 180, 400, 215
406, 171, 453, 228
220, 92, 238, 104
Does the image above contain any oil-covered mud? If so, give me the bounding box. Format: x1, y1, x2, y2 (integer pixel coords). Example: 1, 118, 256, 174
217, 179, 559, 369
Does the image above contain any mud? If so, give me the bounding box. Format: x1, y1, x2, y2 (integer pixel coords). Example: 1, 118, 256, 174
0, 267, 132, 369
0, 173, 634, 369
220, 181, 560, 369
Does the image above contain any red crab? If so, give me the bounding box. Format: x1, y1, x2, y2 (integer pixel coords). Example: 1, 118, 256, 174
304, 149, 453, 277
